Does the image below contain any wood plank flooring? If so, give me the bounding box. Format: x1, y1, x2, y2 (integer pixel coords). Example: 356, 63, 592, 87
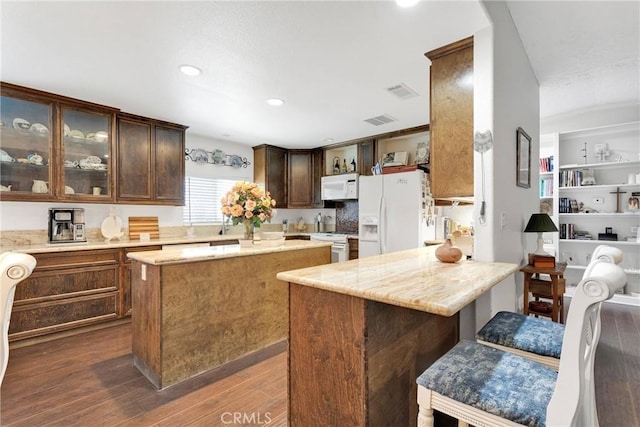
1, 302, 638, 426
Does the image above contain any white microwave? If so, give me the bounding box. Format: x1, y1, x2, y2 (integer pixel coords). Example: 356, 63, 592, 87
321, 173, 359, 200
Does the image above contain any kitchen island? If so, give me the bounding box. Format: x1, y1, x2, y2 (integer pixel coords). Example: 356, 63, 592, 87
127, 240, 331, 389
276, 246, 518, 427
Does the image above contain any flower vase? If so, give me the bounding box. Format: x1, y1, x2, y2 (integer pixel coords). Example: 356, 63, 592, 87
243, 220, 255, 241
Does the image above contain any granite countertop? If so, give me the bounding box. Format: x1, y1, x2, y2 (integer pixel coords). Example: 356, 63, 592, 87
276, 246, 519, 316
2, 232, 312, 254
127, 240, 332, 265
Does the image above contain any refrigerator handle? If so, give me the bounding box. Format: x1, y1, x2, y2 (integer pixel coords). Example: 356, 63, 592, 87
380, 195, 386, 254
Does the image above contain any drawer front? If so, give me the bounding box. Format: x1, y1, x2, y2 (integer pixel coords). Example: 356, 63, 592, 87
9, 292, 118, 340
32, 249, 118, 269
14, 265, 118, 303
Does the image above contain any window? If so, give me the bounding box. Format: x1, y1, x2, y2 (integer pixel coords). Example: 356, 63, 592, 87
183, 177, 242, 225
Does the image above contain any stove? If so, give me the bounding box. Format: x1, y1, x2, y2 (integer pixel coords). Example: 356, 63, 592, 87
310, 232, 350, 263
309, 232, 349, 243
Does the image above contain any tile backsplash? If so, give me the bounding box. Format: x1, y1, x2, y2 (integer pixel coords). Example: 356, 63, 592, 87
336, 200, 358, 233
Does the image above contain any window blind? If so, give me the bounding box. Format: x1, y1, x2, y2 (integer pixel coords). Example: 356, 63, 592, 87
183, 177, 241, 225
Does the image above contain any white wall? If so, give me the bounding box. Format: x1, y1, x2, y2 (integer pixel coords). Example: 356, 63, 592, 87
472, 1, 540, 333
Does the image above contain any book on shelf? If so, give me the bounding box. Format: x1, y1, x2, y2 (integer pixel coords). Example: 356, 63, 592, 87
539, 156, 554, 173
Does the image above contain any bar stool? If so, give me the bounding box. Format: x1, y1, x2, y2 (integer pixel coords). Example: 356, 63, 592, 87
1, 252, 36, 384
475, 244, 623, 370
416, 260, 626, 427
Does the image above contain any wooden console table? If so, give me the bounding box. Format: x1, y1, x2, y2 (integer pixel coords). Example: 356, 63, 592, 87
522, 263, 567, 323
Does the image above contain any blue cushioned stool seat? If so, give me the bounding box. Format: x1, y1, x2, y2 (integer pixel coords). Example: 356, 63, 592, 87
476, 311, 564, 358
416, 340, 557, 427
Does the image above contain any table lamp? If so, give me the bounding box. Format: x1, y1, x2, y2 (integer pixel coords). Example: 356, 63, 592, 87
524, 213, 558, 255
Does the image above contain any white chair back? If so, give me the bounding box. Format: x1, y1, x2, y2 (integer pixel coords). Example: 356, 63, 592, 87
547, 260, 627, 426
0, 252, 36, 385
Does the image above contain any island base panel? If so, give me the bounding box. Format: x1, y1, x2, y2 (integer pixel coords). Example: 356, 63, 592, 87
289, 283, 459, 426
132, 245, 330, 389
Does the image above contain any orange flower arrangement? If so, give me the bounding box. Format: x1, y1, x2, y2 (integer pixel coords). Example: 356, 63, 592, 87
220, 182, 277, 233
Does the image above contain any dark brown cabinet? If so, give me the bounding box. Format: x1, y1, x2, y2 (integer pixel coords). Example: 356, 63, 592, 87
117, 113, 186, 205
288, 150, 314, 208
358, 140, 377, 177
312, 148, 324, 207
425, 37, 474, 199
0, 82, 118, 202
9, 249, 120, 342
253, 144, 287, 207
0, 82, 187, 205
348, 238, 359, 260
287, 149, 324, 208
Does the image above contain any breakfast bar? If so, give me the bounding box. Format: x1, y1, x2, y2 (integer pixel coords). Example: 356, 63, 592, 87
276, 246, 518, 426
127, 240, 331, 389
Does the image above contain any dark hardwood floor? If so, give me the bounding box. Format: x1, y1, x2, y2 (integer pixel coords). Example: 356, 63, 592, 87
1, 302, 638, 426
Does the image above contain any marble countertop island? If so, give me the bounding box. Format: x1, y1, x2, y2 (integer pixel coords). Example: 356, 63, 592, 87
127, 239, 331, 265
279, 246, 519, 426
277, 246, 519, 316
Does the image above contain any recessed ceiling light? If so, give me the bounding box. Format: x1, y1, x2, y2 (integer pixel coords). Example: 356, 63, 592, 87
323, 138, 334, 143
266, 98, 285, 106
179, 64, 202, 76
396, 0, 420, 7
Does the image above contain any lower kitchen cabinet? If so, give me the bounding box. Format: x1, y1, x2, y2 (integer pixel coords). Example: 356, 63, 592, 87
9, 249, 120, 342
349, 238, 359, 260
119, 245, 162, 317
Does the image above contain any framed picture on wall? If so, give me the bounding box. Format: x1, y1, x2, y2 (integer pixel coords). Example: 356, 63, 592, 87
516, 127, 531, 188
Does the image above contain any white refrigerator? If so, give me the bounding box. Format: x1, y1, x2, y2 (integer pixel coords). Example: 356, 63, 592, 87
358, 170, 430, 258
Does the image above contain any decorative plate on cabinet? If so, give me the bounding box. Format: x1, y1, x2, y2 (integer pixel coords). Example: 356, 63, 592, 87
30, 123, 49, 136
94, 131, 108, 142
13, 118, 30, 133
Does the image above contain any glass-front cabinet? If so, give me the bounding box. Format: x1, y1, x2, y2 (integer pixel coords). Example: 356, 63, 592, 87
61, 106, 113, 198
0, 94, 54, 197
0, 83, 117, 202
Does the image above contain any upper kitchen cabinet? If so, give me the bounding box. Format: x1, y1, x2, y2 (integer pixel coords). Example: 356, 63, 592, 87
0, 82, 118, 202
425, 37, 474, 200
60, 105, 116, 199
288, 149, 324, 208
116, 113, 187, 205
253, 144, 287, 208
358, 139, 376, 177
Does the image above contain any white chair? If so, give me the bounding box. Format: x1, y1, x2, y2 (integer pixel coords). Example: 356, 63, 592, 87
475, 244, 623, 370
1, 252, 36, 385
416, 260, 627, 427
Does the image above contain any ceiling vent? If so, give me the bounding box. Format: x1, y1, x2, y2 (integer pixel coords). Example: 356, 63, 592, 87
386, 83, 418, 100
364, 114, 397, 126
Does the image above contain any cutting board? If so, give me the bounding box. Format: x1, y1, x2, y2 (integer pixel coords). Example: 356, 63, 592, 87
128, 216, 160, 240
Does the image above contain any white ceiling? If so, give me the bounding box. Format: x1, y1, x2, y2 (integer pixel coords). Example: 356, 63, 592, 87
1, 1, 638, 149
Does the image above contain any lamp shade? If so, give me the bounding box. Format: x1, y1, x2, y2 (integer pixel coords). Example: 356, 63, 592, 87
524, 213, 558, 233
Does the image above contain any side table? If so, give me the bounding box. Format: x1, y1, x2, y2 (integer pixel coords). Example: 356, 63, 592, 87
521, 263, 567, 323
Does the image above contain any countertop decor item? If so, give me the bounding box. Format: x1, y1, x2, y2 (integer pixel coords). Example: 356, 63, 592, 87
128, 216, 159, 240
185, 148, 251, 168
101, 208, 124, 243
221, 181, 277, 241
435, 238, 462, 263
